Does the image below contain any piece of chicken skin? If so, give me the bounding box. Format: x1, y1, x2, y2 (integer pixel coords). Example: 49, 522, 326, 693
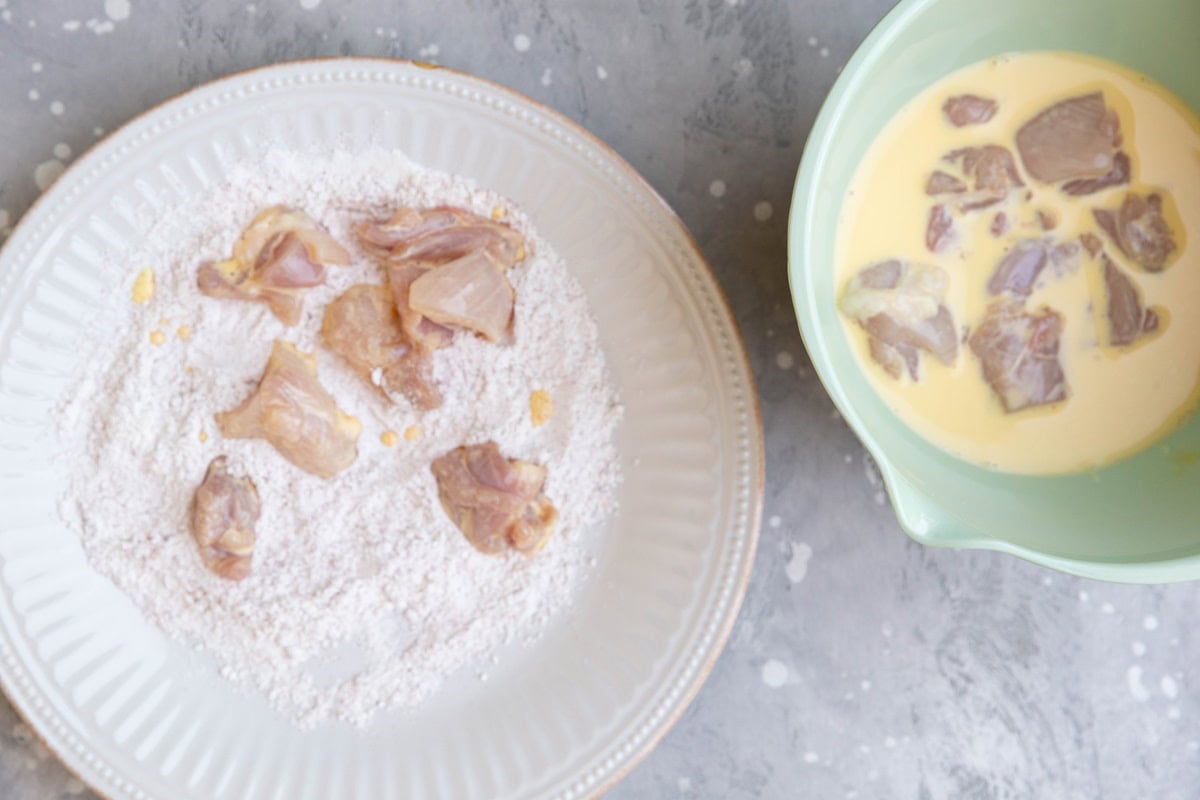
190, 456, 260, 581
321, 284, 441, 410
197, 206, 350, 325
215, 340, 361, 478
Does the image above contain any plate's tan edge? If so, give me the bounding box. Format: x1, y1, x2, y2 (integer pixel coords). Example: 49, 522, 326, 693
0, 55, 767, 800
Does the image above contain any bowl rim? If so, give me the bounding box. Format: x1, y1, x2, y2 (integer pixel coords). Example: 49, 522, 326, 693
786, 0, 1200, 584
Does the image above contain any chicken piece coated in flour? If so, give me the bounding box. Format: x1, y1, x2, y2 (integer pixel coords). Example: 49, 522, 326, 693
321, 284, 442, 410
215, 340, 361, 478
189, 456, 260, 581
431, 441, 558, 557
197, 206, 350, 325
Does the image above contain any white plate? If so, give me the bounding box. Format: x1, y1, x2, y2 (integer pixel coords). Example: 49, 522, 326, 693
0, 59, 763, 799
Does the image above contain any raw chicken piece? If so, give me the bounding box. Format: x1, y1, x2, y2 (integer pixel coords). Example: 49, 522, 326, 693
926, 171, 967, 195
197, 207, 350, 325
839, 260, 958, 381
430, 442, 557, 556
987, 240, 1047, 297
969, 301, 1068, 413
1015, 93, 1122, 185
1036, 210, 1059, 231
925, 204, 955, 253
321, 284, 441, 410
357, 206, 527, 348
1080, 232, 1104, 257
1101, 254, 1160, 346
1093, 192, 1178, 273
357, 206, 525, 270
990, 213, 1010, 237
215, 341, 361, 478
386, 261, 456, 350
409, 251, 515, 342
941, 145, 1025, 211
942, 94, 998, 127
1062, 151, 1131, 196
190, 456, 260, 581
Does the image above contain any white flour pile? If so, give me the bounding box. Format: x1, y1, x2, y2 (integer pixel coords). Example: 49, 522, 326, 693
54, 147, 622, 727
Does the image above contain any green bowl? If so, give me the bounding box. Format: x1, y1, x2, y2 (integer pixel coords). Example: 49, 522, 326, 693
788, 0, 1200, 583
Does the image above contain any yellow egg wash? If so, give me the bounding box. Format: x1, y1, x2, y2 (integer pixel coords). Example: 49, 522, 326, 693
836, 52, 1200, 474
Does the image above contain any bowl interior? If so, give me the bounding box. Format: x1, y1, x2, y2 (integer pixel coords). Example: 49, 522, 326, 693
790, 0, 1200, 580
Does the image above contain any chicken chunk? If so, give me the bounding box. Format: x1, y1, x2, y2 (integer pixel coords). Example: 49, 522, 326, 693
1093, 192, 1179, 273
386, 261, 456, 350
357, 206, 525, 270
197, 207, 350, 325
926, 171, 967, 195
926, 204, 955, 253
431, 442, 557, 556
987, 239, 1048, 297
1015, 93, 1123, 186
1101, 254, 1160, 347
409, 251, 515, 342
941, 145, 1026, 211
321, 284, 441, 410
942, 94, 998, 127
190, 456, 260, 581
1062, 151, 1131, 197
839, 260, 958, 381
358, 206, 527, 349
968, 301, 1068, 413
215, 340, 361, 478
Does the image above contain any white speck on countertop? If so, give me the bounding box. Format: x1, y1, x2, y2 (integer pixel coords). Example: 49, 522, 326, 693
1128, 665, 1151, 702
27, 89, 38, 101
30, 61, 41, 72
1132, 641, 1147, 657
677, 776, 692, 791
596, 65, 608, 80
734, 57, 753, 77
754, 201, 774, 221
1079, 590, 1089, 603
62, 19, 81, 31
762, 659, 788, 688
1144, 615, 1159, 631
820, 46, 830, 58
803, 751, 819, 764
1101, 602, 1115, 614
49, 100, 64, 115
1162, 675, 1179, 699
540, 67, 552, 86
776, 351, 794, 370
104, 0, 131, 21
786, 542, 812, 584
33, 159, 65, 191
709, 179, 726, 198
53, 142, 70, 160
808, 35, 818, 47
299, 0, 322, 9
513, 33, 531, 52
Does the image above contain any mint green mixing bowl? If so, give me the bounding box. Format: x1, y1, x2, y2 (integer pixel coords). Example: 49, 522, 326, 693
789, 0, 1200, 583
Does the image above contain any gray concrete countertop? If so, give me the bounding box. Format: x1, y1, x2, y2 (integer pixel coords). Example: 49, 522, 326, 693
1, 2, 1197, 798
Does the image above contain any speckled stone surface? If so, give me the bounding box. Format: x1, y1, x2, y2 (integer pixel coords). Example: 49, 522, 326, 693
1, 2, 1198, 798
